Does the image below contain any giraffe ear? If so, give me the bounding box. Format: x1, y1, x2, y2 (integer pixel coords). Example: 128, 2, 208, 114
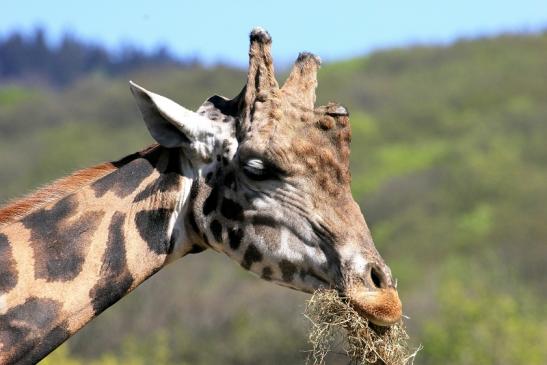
130, 81, 217, 160
196, 89, 245, 138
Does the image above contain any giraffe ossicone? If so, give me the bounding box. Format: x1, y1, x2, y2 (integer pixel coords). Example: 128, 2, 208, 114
0, 28, 402, 364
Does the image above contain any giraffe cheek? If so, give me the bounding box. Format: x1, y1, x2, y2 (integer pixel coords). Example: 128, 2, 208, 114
220, 198, 243, 220
202, 186, 219, 216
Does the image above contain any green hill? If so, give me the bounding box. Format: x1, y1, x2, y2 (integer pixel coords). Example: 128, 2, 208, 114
1, 32, 546, 364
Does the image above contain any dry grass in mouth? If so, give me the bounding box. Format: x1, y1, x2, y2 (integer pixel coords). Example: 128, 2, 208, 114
304, 289, 420, 365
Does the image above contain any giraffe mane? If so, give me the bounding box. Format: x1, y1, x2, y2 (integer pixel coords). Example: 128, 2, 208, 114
0, 162, 116, 226
0, 144, 160, 226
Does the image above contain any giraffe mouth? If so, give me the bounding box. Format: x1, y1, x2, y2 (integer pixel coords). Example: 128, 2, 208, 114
346, 286, 403, 326
306, 270, 402, 326
307, 269, 333, 288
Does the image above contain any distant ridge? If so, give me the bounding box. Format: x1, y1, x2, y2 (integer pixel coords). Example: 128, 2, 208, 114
0, 28, 199, 87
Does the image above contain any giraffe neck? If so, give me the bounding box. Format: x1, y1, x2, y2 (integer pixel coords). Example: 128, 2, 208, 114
0, 145, 197, 364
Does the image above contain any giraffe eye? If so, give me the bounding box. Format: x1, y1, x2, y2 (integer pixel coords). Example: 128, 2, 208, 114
242, 159, 268, 180
241, 157, 285, 181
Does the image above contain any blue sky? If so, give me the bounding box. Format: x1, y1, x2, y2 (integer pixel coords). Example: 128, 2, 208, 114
2, 0, 546, 66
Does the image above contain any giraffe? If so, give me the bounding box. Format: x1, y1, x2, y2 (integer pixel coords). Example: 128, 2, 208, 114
0, 28, 402, 364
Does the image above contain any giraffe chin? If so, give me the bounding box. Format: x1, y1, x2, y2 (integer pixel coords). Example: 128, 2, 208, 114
347, 286, 403, 327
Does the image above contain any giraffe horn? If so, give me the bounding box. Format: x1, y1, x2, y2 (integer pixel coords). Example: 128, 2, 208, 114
244, 27, 279, 107
281, 52, 321, 109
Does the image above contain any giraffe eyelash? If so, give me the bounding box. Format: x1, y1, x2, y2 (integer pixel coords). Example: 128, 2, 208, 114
245, 158, 265, 170
242, 159, 268, 180
241, 158, 283, 181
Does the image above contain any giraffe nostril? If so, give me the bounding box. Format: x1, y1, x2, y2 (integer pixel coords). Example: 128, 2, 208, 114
369, 265, 386, 289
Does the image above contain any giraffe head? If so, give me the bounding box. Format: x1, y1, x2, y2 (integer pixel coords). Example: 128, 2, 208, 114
130, 28, 402, 326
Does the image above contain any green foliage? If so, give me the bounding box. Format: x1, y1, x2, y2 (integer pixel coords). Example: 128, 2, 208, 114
1, 32, 546, 365
0, 86, 37, 107
42, 332, 175, 365
422, 258, 547, 365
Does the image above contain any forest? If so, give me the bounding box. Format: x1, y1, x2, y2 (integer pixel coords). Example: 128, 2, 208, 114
0, 28, 192, 87
0, 29, 546, 364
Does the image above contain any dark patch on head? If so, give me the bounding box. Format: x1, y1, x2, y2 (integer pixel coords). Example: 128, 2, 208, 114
228, 227, 243, 250
279, 259, 297, 282
222, 157, 229, 166
89, 212, 134, 316
0, 233, 17, 293
203, 186, 219, 216
188, 211, 200, 235
0, 297, 64, 363
220, 198, 243, 220
251, 215, 277, 227
135, 208, 172, 255
223, 171, 235, 188
188, 244, 206, 254
133, 172, 180, 203
262, 266, 273, 281
21, 197, 104, 282
241, 243, 262, 270
210, 220, 223, 242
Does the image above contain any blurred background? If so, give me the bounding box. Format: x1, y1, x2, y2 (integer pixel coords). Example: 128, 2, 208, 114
1, 1, 546, 364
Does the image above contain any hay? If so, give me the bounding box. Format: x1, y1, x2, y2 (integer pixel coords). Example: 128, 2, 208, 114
304, 289, 420, 365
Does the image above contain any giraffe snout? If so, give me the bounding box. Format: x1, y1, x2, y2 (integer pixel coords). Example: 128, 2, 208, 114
345, 263, 402, 326
365, 262, 393, 290
348, 285, 402, 326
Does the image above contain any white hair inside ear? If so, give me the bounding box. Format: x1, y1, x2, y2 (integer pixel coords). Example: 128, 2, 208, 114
129, 81, 218, 162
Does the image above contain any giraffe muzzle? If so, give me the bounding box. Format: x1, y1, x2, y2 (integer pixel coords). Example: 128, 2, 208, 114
347, 285, 402, 326
343, 263, 403, 326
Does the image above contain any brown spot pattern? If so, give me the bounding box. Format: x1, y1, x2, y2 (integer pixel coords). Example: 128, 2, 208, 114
0, 297, 65, 364
0, 233, 17, 293
135, 208, 173, 255
0, 144, 162, 226
279, 259, 297, 282
89, 212, 134, 315
241, 243, 262, 270
22, 197, 104, 282
92, 157, 154, 198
